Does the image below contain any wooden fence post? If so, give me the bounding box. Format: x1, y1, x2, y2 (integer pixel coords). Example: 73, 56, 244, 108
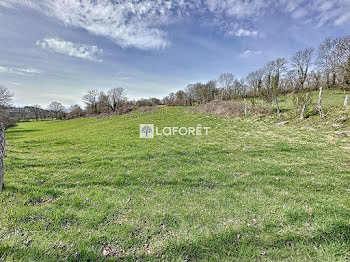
0, 123, 5, 191
318, 86, 324, 118
300, 93, 309, 120
275, 96, 280, 117
344, 95, 349, 107
244, 99, 247, 115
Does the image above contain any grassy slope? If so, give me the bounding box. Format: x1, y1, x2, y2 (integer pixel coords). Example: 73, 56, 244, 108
1, 90, 350, 261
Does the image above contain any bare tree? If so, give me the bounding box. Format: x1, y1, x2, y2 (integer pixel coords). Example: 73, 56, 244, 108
344, 55, 350, 91
271, 58, 287, 116
339, 35, 350, 57
48, 102, 65, 119
82, 90, 99, 114
204, 80, 218, 102
192, 83, 206, 104
168, 92, 176, 105
282, 70, 298, 93
333, 36, 350, 87
0, 86, 13, 108
291, 48, 314, 92
68, 104, 82, 113
246, 69, 264, 97
233, 79, 247, 99
0, 86, 15, 127
97, 91, 109, 113
30, 105, 42, 121
66, 104, 84, 119
107, 88, 126, 112
217, 73, 235, 101
257, 61, 275, 103
291, 48, 313, 117
317, 38, 338, 88
344, 55, 350, 106
260, 62, 274, 103
308, 71, 321, 91
175, 90, 187, 106
315, 35, 350, 89
185, 84, 195, 106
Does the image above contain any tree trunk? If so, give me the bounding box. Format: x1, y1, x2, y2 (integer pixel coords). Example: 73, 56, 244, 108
244, 99, 247, 115
300, 93, 309, 120
326, 71, 330, 89
344, 95, 349, 106
296, 96, 299, 107
332, 73, 336, 88
295, 95, 299, 116
0, 123, 4, 191
0, 155, 3, 191
275, 96, 280, 116
318, 86, 324, 118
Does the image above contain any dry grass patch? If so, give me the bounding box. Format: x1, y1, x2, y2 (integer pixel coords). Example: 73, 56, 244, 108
194, 100, 273, 117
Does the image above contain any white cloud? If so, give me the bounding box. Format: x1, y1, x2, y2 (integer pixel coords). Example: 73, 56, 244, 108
240, 50, 262, 58
0, 0, 39, 9
291, 8, 308, 19
206, 0, 350, 26
234, 28, 259, 37
1, 0, 350, 50
36, 38, 103, 62
17, 68, 41, 74
279, 0, 350, 26
1, 0, 174, 50
334, 12, 350, 26
0, 66, 8, 73
1, 0, 264, 48
9, 82, 22, 86
0, 65, 42, 75
204, 0, 268, 19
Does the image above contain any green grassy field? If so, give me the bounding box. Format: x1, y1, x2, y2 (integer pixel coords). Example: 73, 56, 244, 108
1, 90, 350, 261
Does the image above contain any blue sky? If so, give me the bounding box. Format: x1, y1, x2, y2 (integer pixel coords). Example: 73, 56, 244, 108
0, 0, 349, 107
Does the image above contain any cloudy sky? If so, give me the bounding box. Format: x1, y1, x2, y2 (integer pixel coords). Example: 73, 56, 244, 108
0, 0, 349, 107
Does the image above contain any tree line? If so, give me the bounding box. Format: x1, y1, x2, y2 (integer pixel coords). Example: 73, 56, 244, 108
163, 35, 350, 110
1, 34, 350, 126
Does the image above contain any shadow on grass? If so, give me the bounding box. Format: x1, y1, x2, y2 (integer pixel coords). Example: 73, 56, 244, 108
0, 244, 103, 262
6, 128, 41, 139
37, 177, 259, 191
139, 221, 350, 261
1, 216, 349, 261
